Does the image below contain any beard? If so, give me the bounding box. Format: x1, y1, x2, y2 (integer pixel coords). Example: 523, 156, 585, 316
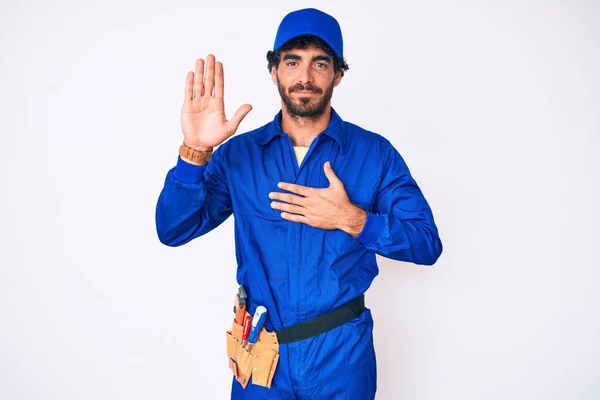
277, 75, 335, 120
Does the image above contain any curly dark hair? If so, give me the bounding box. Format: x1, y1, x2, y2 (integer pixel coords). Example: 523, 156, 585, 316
266, 35, 350, 76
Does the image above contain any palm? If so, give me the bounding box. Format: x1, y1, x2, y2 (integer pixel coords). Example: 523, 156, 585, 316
181, 54, 252, 149
181, 100, 229, 148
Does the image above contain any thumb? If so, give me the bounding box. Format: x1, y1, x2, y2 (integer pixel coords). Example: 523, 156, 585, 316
226, 104, 253, 136
324, 161, 342, 187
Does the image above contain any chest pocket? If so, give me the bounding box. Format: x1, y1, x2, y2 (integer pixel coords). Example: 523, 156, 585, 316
345, 184, 375, 213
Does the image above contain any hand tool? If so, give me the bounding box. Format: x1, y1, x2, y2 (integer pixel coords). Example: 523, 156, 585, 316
238, 285, 247, 305
247, 305, 267, 351
234, 294, 240, 320
234, 285, 247, 325
240, 314, 252, 348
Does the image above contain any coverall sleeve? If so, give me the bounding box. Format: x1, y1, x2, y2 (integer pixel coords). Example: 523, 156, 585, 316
355, 142, 443, 266
155, 146, 232, 246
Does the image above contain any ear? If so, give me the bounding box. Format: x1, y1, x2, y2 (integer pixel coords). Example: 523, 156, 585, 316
333, 70, 342, 87
271, 66, 278, 85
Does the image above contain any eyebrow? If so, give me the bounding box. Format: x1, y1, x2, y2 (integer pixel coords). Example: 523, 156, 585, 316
282, 53, 332, 63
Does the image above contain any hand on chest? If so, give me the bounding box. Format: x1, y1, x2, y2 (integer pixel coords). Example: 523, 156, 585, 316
230, 141, 376, 220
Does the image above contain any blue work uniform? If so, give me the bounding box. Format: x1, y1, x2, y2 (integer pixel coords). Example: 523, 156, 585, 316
155, 108, 442, 399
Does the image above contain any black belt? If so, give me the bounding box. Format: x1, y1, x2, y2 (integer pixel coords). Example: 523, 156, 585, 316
274, 295, 366, 344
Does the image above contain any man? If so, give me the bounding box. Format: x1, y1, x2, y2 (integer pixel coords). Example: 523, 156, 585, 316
155, 7, 442, 400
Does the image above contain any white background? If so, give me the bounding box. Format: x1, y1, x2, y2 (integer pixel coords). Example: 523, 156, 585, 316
1, 0, 599, 399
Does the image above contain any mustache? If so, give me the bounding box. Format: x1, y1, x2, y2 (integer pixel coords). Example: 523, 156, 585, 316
289, 83, 323, 94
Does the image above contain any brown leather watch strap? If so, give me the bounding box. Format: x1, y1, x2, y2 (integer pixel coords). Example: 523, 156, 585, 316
179, 142, 213, 165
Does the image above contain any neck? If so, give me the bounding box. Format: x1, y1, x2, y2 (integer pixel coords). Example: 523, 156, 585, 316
280, 104, 332, 147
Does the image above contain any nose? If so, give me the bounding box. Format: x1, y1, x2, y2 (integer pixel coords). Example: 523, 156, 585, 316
297, 64, 314, 85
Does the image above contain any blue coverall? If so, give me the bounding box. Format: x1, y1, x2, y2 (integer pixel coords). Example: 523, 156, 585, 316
155, 108, 442, 399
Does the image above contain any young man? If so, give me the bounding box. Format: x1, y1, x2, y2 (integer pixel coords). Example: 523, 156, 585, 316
156, 7, 442, 400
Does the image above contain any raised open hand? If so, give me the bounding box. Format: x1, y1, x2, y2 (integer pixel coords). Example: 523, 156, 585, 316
181, 54, 252, 150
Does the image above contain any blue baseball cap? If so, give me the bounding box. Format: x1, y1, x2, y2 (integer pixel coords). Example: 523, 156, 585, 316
273, 8, 344, 58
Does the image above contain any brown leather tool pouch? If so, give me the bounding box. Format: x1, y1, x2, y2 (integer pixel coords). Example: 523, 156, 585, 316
225, 312, 280, 389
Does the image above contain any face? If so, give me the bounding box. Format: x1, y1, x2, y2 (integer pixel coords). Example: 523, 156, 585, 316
271, 45, 342, 119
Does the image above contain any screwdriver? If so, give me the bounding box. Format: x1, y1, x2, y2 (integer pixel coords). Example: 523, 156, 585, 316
240, 314, 252, 348
246, 305, 267, 351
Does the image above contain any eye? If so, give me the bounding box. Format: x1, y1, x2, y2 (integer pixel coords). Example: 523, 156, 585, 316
315, 62, 328, 69
286, 61, 298, 67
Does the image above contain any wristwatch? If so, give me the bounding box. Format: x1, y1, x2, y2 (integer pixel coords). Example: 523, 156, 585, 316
179, 142, 213, 165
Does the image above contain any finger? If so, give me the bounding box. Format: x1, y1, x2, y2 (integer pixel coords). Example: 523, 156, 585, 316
277, 182, 313, 197
193, 58, 204, 99
280, 212, 309, 224
323, 161, 342, 187
269, 192, 307, 206
271, 201, 305, 214
214, 61, 224, 99
184, 71, 193, 103
204, 54, 216, 97
225, 104, 253, 136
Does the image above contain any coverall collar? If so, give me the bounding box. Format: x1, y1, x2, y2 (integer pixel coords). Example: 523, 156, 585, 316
255, 107, 347, 153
